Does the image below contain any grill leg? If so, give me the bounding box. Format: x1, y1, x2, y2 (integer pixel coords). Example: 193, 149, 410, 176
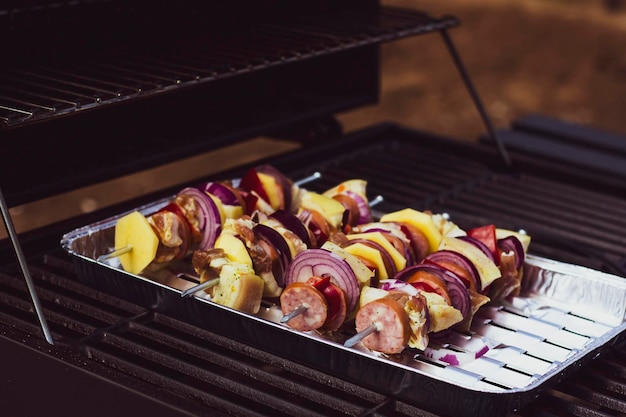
440, 29, 512, 168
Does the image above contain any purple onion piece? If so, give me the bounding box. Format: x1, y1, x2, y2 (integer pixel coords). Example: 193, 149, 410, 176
344, 190, 371, 224
379, 279, 419, 296
424, 249, 481, 292
285, 249, 359, 313
271, 209, 312, 248
177, 187, 222, 250
254, 223, 292, 288
201, 182, 240, 207
497, 236, 525, 270
457, 236, 495, 263
394, 264, 471, 320
439, 268, 471, 319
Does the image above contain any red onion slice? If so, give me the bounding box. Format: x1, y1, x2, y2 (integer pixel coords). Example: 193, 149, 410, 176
497, 236, 525, 270
457, 236, 495, 264
379, 279, 419, 296
285, 249, 359, 313
202, 181, 241, 207
344, 190, 371, 224
437, 267, 472, 320
254, 223, 292, 288
422, 342, 490, 366
177, 187, 222, 250
270, 209, 312, 248
396, 264, 471, 320
424, 250, 481, 292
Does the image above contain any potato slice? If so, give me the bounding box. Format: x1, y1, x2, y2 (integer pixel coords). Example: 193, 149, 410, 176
114, 211, 159, 274
300, 191, 346, 229
215, 232, 253, 268
380, 208, 442, 254
211, 263, 264, 314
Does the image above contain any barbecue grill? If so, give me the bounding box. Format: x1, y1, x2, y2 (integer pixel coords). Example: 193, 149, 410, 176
2, 1, 626, 416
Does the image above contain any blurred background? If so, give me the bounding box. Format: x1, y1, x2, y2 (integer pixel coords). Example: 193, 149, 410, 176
3, 0, 626, 239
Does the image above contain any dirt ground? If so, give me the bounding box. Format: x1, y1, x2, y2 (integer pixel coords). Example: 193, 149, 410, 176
341, 0, 626, 141
3, 0, 626, 238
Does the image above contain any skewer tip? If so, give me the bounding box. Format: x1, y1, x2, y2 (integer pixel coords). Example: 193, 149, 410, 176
344, 322, 379, 348
180, 277, 220, 298
280, 304, 308, 323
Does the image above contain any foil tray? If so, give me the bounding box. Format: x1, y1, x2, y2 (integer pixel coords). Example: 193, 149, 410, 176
61, 197, 626, 417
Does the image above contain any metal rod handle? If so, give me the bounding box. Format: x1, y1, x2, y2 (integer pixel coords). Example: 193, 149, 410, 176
441, 29, 512, 168
0, 187, 54, 345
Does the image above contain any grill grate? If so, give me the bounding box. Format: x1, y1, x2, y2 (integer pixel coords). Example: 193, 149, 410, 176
0, 7, 457, 128
292, 135, 626, 278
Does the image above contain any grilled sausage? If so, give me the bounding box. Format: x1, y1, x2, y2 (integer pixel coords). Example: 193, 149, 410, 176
355, 297, 410, 354
280, 282, 328, 331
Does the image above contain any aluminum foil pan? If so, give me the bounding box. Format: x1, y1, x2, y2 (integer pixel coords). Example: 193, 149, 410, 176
61, 201, 626, 417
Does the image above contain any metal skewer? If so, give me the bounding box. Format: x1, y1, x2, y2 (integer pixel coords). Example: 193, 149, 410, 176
98, 245, 132, 262
294, 171, 321, 187
280, 304, 308, 323
180, 277, 220, 298
368, 195, 384, 208
344, 322, 380, 348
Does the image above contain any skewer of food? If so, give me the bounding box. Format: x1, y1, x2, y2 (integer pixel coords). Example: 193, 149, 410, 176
107, 166, 354, 274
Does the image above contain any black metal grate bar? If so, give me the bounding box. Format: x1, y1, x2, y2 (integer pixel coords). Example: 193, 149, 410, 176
0, 7, 458, 128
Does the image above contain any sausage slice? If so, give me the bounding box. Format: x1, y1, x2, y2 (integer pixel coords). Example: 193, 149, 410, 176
355, 298, 410, 354
280, 282, 328, 331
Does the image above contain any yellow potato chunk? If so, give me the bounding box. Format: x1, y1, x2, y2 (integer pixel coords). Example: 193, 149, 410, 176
345, 242, 388, 279
114, 211, 159, 275
346, 231, 407, 272
322, 179, 368, 200
211, 263, 264, 314
300, 191, 346, 229
380, 208, 442, 254
257, 172, 281, 210
496, 228, 531, 253
215, 232, 253, 268
438, 236, 501, 289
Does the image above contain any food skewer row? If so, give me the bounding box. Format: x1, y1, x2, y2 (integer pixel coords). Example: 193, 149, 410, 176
111, 165, 380, 314
109, 165, 370, 275
110, 164, 306, 275
192, 171, 530, 357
